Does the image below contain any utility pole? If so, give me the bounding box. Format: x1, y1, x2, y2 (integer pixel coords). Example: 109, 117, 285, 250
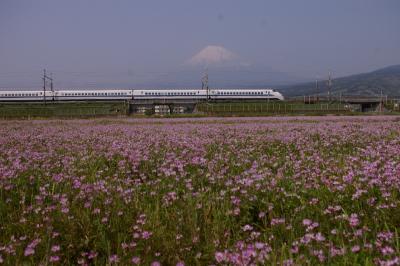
327, 72, 332, 102
43, 69, 54, 105
42, 69, 54, 104
43, 69, 46, 105
315, 79, 319, 102
50, 73, 54, 101
202, 68, 209, 101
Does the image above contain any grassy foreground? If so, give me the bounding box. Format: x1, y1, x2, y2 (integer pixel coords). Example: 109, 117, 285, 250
0, 101, 128, 118
0, 116, 399, 265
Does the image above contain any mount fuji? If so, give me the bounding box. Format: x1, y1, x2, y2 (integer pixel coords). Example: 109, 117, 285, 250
141, 45, 310, 88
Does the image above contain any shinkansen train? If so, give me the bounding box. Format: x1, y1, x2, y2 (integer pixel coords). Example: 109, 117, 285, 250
0, 88, 284, 101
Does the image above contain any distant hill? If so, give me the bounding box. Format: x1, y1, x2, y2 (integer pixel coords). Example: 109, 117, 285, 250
279, 65, 400, 97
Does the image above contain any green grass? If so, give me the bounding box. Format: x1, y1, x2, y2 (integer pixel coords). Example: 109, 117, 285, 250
0, 101, 128, 118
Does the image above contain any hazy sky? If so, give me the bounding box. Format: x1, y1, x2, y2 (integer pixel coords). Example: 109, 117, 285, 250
0, 0, 399, 88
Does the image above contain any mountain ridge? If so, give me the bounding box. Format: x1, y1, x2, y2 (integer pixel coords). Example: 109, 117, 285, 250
279, 64, 400, 97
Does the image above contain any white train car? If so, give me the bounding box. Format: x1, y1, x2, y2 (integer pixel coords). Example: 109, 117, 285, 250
54, 89, 132, 101
211, 88, 284, 101
0, 90, 52, 101
133, 89, 206, 100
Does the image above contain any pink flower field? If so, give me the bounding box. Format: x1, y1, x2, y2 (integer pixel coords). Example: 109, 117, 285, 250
0, 116, 399, 265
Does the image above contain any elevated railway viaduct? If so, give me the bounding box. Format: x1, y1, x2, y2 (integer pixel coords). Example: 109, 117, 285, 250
294, 95, 397, 112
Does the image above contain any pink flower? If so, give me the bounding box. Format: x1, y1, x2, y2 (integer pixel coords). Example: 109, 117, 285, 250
131, 257, 141, 264
242, 224, 253, 231
302, 219, 312, 226
50, 256, 60, 262
351, 245, 360, 253
349, 213, 359, 227
315, 232, 325, 242
51, 245, 60, 252
215, 252, 225, 262
381, 246, 395, 255
109, 254, 119, 263
151, 261, 161, 266
24, 247, 35, 256
142, 231, 152, 239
